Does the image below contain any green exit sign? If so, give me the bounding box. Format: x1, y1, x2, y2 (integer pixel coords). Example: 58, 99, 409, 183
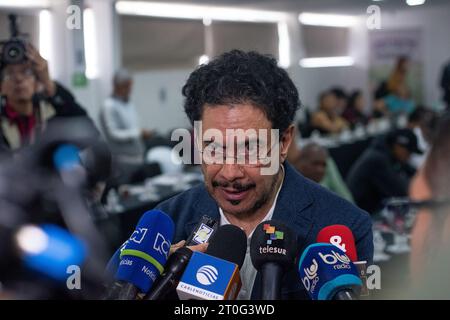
72, 72, 88, 87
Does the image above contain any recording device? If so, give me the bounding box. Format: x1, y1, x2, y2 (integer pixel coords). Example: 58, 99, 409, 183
111, 210, 175, 299
176, 225, 247, 300
317, 225, 369, 296
185, 215, 219, 246
0, 14, 29, 65
250, 220, 298, 300
298, 243, 362, 300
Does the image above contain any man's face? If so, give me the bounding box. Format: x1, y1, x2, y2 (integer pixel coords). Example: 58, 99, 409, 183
115, 79, 133, 101
322, 93, 338, 116
1, 63, 37, 104
199, 103, 292, 218
393, 144, 412, 164
296, 150, 327, 183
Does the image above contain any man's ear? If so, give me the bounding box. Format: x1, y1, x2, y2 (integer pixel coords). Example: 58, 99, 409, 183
280, 124, 295, 163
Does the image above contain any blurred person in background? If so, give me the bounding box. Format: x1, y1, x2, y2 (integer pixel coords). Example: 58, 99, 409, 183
0, 44, 88, 152
342, 90, 370, 129
311, 90, 348, 135
440, 60, 450, 110
387, 56, 410, 97
407, 113, 450, 298
406, 106, 438, 168
330, 87, 348, 116
374, 56, 415, 116
383, 84, 415, 115
293, 142, 354, 203
347, 128, 421, 215
100, 69, 152, 165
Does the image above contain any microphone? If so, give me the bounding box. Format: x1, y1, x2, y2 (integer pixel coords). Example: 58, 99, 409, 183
111, 209, 175, 300
317, 225, 369, 296
316, 225, 358, 261
298, 243, 362, 300
14, 223, 86, 282
145, 215, 218, 300
144, 247, 193, 300
250, 220, 298, 300
185, 215, 219, 246
176, 224, 247, 300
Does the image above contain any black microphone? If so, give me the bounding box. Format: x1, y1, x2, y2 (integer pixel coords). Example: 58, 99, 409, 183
144, 247, 193, 300
250, 220, 298, 300
176, 224, 247, 300
206, 224, 247, 268
144, 215, 218, 300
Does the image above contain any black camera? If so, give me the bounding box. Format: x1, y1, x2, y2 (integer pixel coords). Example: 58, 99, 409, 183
0, 14, 28, 65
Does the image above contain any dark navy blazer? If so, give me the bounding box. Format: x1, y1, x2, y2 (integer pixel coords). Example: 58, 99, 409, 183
153, 162, 374, 300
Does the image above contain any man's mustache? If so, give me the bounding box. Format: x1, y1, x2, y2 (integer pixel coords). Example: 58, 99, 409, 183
212, 180, 256, 192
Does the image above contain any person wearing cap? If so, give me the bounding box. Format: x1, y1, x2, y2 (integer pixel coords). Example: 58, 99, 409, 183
0, 44, 88, 152
346, 128, 422, 215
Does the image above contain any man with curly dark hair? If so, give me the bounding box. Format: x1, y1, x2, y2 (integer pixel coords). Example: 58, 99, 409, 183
107, 50, 373, 300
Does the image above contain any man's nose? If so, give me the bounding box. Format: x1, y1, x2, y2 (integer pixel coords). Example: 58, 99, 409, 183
218, 164, 245, 181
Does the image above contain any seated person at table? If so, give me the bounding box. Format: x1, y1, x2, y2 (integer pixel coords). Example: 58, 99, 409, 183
291, 142, 354, 203
311, 90, 348, 135
0, 44, 88, 152
383, 85, 415, 115
406, 106, 438, 168
346, 128, 421, 215
342, 90, 370, 129
106, 50, 373, 300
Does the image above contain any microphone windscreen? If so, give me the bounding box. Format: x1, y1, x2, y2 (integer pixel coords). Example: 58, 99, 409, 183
206, 224, 247, 269
298, 243, 361, 300
316, 225, 358, 262
250, 220, 298, 271
116, 210, 175, 293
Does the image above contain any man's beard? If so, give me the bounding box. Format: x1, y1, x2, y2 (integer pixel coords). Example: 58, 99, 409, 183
207, 171, 281, 219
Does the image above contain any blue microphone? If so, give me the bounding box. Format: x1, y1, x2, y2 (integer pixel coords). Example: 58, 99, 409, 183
298, 243, 362, 300
114, 210, 175, 299
16, 224, 86, 282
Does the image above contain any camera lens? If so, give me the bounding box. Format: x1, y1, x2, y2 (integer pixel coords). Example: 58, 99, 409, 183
2, 40, 26, 64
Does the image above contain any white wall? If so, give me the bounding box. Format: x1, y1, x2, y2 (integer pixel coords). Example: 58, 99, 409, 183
131, 69, 192, 134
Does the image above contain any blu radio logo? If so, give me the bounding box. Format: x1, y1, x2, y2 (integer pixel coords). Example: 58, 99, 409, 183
263, 223, 284, 244
196, 265, 219, 286
302, 259, 320, 292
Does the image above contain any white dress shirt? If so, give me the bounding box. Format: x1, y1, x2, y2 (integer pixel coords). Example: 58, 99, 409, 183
218, 165, 285, 300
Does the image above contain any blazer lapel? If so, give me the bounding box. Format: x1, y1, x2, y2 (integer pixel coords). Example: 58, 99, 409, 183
183, 187, 221, 238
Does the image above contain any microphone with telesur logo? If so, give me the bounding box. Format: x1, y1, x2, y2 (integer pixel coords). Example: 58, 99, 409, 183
250, 220, 298, 300
176, 224, 247, 300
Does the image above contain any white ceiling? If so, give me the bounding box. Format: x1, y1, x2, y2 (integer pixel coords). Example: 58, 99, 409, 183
125, 0, 450, 14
